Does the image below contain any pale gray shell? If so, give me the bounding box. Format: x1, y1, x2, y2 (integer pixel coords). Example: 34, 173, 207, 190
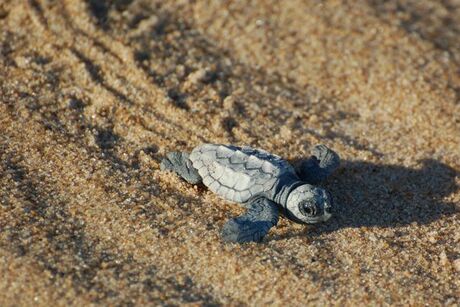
189, 144, 296, 203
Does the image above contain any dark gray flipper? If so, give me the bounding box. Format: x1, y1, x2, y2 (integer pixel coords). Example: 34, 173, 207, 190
221, 197, 279, 243
160, 152, 202, 184
294, 144, 340, 184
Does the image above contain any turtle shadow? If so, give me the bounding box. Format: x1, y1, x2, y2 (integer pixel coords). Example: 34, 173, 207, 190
272, 158, 459, 240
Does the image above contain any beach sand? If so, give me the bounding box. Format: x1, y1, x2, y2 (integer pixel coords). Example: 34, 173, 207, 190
0, 0, 459, 305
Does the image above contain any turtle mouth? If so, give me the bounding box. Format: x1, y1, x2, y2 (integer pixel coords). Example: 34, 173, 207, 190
286, 211, 308, 224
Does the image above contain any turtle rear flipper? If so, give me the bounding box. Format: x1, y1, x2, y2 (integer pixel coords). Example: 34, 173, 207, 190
294, 144, 340, 184
221, 197, 279, 243
160, 152, 202, 184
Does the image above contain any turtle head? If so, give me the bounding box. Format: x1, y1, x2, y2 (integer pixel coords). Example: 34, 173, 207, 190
285, 184, 333, 224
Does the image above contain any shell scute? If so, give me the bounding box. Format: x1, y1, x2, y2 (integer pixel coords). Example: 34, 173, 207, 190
225, 189, 235, 200
209, 161, 224, 180
234, 175, 252, 191
219, 168, 237, 188
230, 150, 247, 164
209, 180, 220, 192
216, 145, 234, 159
245, 155, 264, 170
202, 174, 214, 186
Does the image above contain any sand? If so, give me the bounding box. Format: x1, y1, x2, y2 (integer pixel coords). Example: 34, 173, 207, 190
0, 0, 459, 305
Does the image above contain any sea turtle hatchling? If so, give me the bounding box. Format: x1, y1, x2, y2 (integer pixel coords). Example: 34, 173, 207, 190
160, 144, 340, 243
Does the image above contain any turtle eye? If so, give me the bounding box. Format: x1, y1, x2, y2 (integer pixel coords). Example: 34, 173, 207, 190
299, 202, 317, 216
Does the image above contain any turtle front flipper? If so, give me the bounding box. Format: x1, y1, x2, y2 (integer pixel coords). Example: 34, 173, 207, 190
221, 197, 279, 243
294, 144, 340, 184
160, 152, 202, 184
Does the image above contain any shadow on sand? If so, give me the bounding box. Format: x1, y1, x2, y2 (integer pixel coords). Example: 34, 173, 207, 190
277, 158, 459, 239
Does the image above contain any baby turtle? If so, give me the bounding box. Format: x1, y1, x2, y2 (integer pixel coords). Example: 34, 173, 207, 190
160, 144, 340, 243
